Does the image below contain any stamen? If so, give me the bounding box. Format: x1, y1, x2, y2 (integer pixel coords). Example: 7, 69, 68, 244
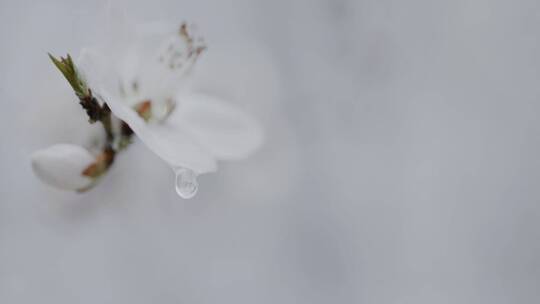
132, 81, 139, 92
158, 22, 207, 71
161, 98, 177, 121
134, 100, 152, 122
132, 99, 176, 124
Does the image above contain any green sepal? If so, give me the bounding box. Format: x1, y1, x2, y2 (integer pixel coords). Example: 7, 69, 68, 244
48, 53, 89, 98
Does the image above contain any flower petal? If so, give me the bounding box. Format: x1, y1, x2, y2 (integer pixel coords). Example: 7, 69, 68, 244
133, 22, 199, 102
78, 22, 194, 105
99, 90, 217, 174
77, 48, 117, 96
190, 43, 280, 112
171, 93, 264, 160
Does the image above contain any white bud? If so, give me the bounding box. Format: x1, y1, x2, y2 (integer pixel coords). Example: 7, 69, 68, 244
31, 144, 96, 191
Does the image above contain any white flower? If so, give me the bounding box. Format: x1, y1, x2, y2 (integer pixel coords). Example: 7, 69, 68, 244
31, 144, 96, 191
76, 22, 263, 197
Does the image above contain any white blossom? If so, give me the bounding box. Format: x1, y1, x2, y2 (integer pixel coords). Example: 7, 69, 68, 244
77, 22, 263, 176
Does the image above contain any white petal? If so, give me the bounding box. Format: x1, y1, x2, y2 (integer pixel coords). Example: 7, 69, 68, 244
171, 93, 264, 160
77, 48, 117, 95
99, 90, 217, 174
133, 23, 196, 101
31, 144, 95, 191
190, 43, 281, 112
78, 23, 192, 105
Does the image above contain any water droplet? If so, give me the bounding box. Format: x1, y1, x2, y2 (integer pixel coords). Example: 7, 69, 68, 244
174, 167, 198, 199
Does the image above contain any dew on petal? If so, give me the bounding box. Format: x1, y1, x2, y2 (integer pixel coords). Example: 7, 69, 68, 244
174, 167, 198, 199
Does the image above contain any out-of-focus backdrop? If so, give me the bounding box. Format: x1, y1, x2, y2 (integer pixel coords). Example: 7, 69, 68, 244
2, 0, 540, 303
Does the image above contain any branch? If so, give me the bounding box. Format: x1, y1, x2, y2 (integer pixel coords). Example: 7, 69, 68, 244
49, 53, 134, 191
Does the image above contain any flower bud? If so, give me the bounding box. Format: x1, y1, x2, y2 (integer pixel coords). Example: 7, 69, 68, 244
31, 144, 96, 191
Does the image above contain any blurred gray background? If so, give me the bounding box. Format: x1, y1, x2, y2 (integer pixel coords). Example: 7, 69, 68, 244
2, 0, 540, 303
